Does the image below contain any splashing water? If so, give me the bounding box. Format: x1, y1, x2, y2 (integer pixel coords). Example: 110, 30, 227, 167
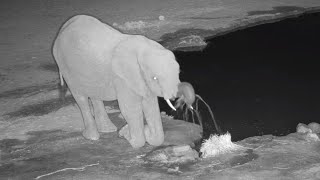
174, 94, 222, 134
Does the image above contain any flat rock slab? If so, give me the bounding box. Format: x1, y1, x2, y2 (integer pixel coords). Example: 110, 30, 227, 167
1, 119, 319, 179
0, 106, 203, 179
197, 134, 320, 179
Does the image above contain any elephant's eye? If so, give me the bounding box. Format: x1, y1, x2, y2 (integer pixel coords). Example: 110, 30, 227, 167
152, 76, 158, 80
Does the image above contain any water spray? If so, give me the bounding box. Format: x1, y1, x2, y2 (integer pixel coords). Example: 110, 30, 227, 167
175, 93, 222, 134
194, 94, 222, 134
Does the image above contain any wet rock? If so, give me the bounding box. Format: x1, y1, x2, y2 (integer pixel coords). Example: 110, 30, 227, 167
116, 111, 202, 146
296, 122, 320, 141
297, 122, 320, 134
297, 123, 312, 133
308, 122, 320, 133
161, 114, 203, 147
305, 132, 320, 141
144, 144, 199, 164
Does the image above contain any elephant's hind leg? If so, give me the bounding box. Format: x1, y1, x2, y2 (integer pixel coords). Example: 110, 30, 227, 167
91, 99, 117, 133
72, 92, 100, 140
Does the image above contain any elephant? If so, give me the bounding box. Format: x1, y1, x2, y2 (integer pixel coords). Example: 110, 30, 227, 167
175, 82, 195, 110
52, 15, 195, 148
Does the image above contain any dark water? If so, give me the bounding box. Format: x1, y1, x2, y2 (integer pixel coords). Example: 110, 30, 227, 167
161, 12, 320, 141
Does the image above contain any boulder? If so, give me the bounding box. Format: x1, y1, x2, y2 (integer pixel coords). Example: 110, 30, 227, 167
161, 113, 203, 147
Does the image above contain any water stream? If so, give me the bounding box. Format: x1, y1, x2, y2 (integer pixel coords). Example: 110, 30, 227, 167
174, 94, 223, 138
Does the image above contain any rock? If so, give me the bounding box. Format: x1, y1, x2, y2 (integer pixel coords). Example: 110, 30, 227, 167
305, 132, 320, 141
162, 116, 202, 147
159, 15, 165, 21
296, 123, 320, 141
144, 144, 199, 164
296, 123, 312, 133
308, 122, 320, 133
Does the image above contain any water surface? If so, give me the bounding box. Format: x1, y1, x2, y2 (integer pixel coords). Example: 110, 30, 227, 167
161, 12, 320, 141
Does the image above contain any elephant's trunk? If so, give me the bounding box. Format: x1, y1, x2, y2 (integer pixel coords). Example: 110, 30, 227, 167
164, 82, 195, 111
175, 82, 196, 109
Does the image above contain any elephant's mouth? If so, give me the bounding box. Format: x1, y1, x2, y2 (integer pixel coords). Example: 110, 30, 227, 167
168, 82, 196, 111
162, 82, 195, 112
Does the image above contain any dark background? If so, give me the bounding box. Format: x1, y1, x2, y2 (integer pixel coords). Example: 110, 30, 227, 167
160, 12, 320, 141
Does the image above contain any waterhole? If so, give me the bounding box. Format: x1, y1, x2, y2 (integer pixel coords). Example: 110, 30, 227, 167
160, 12, 320, 141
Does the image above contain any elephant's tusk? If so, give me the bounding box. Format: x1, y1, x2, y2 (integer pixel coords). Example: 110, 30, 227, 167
166, 99, 176, 111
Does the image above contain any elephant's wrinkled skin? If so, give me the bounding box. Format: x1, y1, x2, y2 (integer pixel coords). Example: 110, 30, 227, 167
53, 15, 190, 148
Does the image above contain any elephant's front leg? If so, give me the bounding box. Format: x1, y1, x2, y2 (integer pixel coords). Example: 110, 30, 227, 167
142, 97, 164, 146
91, 99, 117, 133
115, 79, 146, 148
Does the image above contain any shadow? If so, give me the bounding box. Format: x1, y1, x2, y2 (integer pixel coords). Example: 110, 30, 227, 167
40, 63, 59, 72
159, 28, 215, 51
248, 6, 306, 16
4, 96, 75, 119
229, 149, 259, 166
0, 130, 82, 179
0, 73, 7, 82
0, 139, 24, 153
0, 130, 81, 154
0, 83, 58, 99
25, 130, 81, 144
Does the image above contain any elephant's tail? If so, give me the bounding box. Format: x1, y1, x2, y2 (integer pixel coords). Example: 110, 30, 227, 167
59, 72, 64, 86
58, 72, 68, 102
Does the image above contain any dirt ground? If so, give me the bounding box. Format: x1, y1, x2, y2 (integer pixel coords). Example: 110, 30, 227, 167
1, 0, 320, 179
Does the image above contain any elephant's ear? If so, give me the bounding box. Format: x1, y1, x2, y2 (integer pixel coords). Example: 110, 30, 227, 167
112, 36, 149, 98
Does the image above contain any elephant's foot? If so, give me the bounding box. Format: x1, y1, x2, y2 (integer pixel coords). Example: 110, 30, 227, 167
91, 100, 118, 133
82, 128, 100, 140
98, 122, 117, 133
144, 125, 164, 146
119, 124, 130, 139
119, 124, 146, 148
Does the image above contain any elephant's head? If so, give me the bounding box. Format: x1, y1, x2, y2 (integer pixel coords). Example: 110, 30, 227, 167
112, 35, 195, 109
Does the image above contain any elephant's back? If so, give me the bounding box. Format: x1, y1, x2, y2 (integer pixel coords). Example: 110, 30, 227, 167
53, 15, 122, 100
54, 15, 123, 62
59, 15, 121, 39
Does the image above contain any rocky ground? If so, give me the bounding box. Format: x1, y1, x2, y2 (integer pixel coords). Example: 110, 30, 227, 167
1, 0, 320, 179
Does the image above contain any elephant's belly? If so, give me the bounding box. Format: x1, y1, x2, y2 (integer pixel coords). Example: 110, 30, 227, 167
64, 72, 117, 101
82, 83, 116, 100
